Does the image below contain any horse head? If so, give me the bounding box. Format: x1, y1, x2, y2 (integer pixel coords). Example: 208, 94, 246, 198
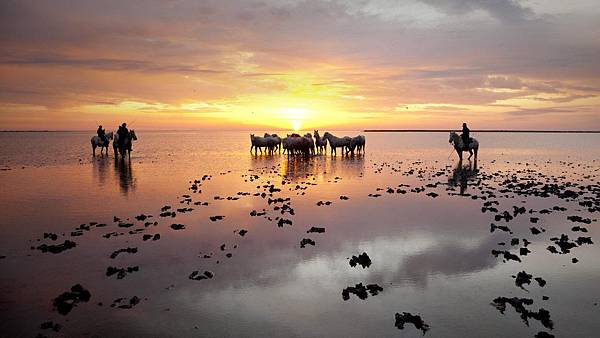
323, 132, 331, 139
130, 130, 137, 140
449, 131, 458, 144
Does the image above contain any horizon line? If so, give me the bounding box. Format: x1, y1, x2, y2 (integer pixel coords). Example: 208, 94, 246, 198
363, 129, 600, 133
1, 129, 600, 133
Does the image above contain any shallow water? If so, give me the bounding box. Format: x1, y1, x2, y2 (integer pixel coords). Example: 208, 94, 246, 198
0, 131, 599, 337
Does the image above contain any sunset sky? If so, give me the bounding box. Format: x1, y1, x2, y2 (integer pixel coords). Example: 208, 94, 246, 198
1, 0, 599, 131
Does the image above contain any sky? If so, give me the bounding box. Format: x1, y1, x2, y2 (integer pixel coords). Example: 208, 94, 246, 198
1, 0, 599, 131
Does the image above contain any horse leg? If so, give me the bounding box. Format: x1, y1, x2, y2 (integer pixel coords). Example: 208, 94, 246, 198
468, 149, 473, 160
474, 147, 478, 161
92, 145, 96, 157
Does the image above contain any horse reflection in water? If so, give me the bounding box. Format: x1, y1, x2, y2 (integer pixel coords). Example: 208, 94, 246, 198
114, 157, 136, 194
91, 156, 136, 194
91, 156, 110, 185
281, 153, 365, 181
448, 159, 478, 195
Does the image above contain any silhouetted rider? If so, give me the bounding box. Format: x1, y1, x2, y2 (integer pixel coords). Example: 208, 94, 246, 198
117, 123, 129, 150
461, 123, 470, 150
97, 125, 107, 145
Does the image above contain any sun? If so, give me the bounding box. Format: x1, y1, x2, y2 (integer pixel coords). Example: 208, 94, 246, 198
290, 120, 302, 131
279, 107, 311, 131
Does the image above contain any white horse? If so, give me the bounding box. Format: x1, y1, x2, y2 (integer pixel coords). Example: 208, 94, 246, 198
91, 131, 113, 156
263, 133, 282, 153
250, 134, 276, 155
114, 130, 137, 159
304, 133, 315, 155
349, 135, 366, 155
283, 134, 313, 156
314, 130, 327, 154
449, 131, 479, 161
322, 132, 351, 156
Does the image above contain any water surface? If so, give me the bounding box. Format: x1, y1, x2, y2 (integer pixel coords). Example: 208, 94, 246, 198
1, 131, 599, 337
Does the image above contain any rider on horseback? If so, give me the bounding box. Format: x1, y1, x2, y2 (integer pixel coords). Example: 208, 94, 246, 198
117, 123, 129, 151
97, 125, 108, 146
461, 123, 471, 150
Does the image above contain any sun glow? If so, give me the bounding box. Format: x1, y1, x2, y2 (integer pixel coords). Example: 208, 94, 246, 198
279, 107, 311, 131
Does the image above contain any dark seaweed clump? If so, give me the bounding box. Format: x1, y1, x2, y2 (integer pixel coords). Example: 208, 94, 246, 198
349, 252, 372, 268
36, 240, 77, 254
342, 283, 383, 300
394, 312, 430, 335
491, 297, 553, 329
52, 284, 91, 315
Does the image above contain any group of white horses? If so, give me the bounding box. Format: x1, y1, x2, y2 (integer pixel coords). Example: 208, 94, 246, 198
90, 130, 137, 158
250, 131, 366, 156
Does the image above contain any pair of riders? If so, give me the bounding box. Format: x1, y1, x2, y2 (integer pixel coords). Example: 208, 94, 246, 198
96, 123, 129, 149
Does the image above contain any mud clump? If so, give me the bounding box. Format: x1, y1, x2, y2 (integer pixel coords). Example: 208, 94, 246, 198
109, 247, 137, 259
52, 284, 91, 315
142, 234, 160, 241
106, 266, 139, 279
111, 296, 141, 309
394, 312, 430, 335
37, 240, 77, 254
307, 226, 325, 233
491, 297, 553, 329
491, 250, 521, 262
300, 238, 315, 248
567, 215, 592, 224
189, 270, 214, 280
342, 283, 383, 300
40, 321, 61, 332
535, 277, 547, 287
491, 223, 512, 234
43, 233, 58, 241
349, 252, 372, 268
278, 218, 292, 227
514, 271, 532, 289
548, 234, 578, 254
135, 214, 151, 221
160, 211, 176, 218
170, 223, 185, 230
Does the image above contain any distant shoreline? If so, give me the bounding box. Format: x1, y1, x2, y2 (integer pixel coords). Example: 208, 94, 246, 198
364, 129, 600, 133
1, 129, 600, 134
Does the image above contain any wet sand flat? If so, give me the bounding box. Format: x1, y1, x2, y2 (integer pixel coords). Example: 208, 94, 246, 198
0, 131, 599, 337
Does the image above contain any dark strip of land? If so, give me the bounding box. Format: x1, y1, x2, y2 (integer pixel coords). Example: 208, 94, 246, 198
364, 129, 600, 133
